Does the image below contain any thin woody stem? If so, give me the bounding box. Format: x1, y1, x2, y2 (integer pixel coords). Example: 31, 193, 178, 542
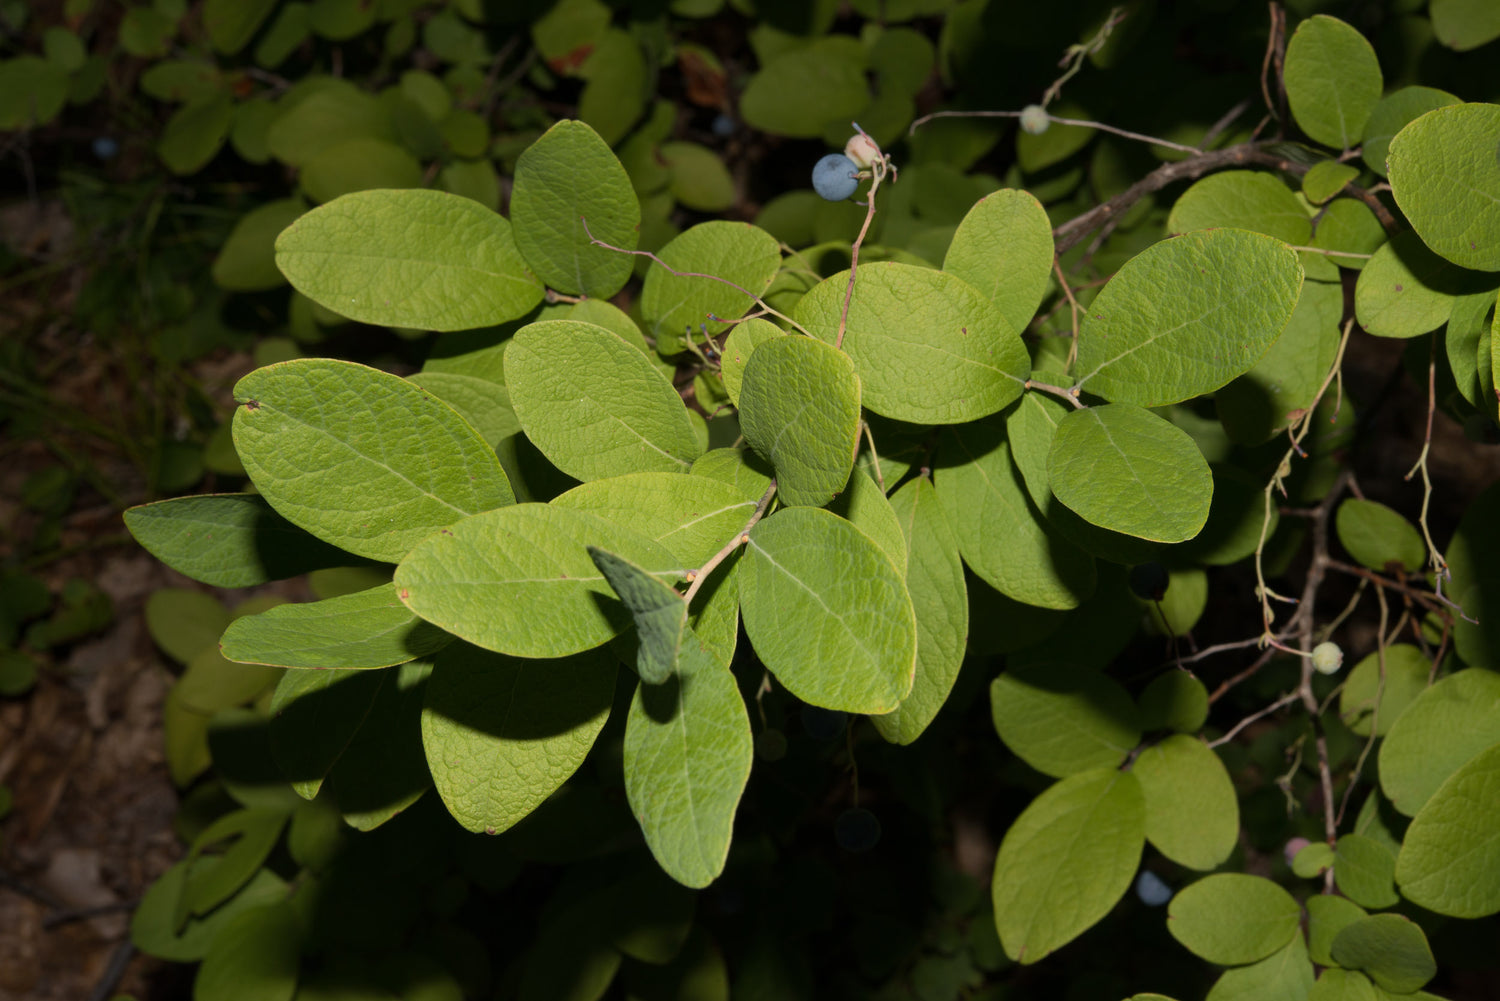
682, 480, 777, 606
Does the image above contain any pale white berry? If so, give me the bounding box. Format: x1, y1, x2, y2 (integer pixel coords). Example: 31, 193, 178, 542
1311, 641, 1344, 675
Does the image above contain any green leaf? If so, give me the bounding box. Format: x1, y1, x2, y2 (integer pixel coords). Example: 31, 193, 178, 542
1361, 87, 1462, 178
1379, 667, 1500, 815
146, 589, 231, 665
943, 189, 1054, 332
1168, 171, 1311, 244
507, 320, 702, 480
308, 0, 375, 40
1307, 969, 1381, 1001
720, 318, 785, 407
1338, 644, 1432, 738
1330, 914, 1436, 994
268, 668, 382, 799
405, 371, 521, 449
204, 0, 277, 53
266, 82, 392, 167
158, 93, 233, 175
640, 222, 781, 356
740, 506, 916, 714
738, 335, 861, 507
178, 808, 288, 922
1311, 202, 1386, 271
193, 902, 300, 1001
321, 659, 433, 830
1449, 481, 1500, 668
212, 198, 304, 292
578, 29, 648, 146
1395, 740, 1500, 917
1447, 290, 1497, 407
1166, 873, 1301, 965
1293, 842, 1335, 878
233, 359, 513, 563
989, 662, 1141, 777
1283, 15, 1383, 150
741, 37, 868, 138
275, 189, 544, 331
131, 861, 287, 962
624, 629, 753, 888
421, 643, 615, 834
661, 141, 736, 213
1388, 103, 1500, 272
1354, 232, 1495, 339
935, 419, 1096, 610
1203, 935, 1314, 1001
1307, 893, 1367, 966
1174, 465, 1276, 567
511, 119, 639, 299
1074, 230, 1304, 406
589, 547, 687, 684
870, 477, 967, 745
221, 582, 452, 669
991, 768, 1145, 963
691, 447, 774, 500
1303, 162, 1360, 205
1133, 735, 1238, 871
124, 494, 369, 588
1333, 833, 1399, 909
1431, 0, 1500, 51
554, 472, 757, 566
299, 137, 424, 204
796, 262, 1029, 424
175, 648, 281, 715
1216, 280, 1343, 443
1047, 404, 1212, 543
0, 58, 69, 129
1138, 672, 1209, 734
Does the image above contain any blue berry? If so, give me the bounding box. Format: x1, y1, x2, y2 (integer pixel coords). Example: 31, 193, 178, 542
812, 153, 860, 201
92, 136, 119, 160
1135, 870, 1172, 906
802, 706, 847, 740
835, 808, 881, 852
1129, 562, 1170, 601
711, 112, 735, 138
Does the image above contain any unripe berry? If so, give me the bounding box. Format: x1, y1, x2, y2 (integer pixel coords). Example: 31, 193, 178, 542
844, 131, 881, 169
1135, 870, 1172, 906
812, 153, 860, 201
835, 807, 881, 852
1019, 104, 1050, 135
1311, 641, 1343, 675
1129, 562, 1170, 601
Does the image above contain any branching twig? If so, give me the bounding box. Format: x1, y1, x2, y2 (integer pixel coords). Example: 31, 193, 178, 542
1024, 379, 1085, 409
682, 480, 777, 605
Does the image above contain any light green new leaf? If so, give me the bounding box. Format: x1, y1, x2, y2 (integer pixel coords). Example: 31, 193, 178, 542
192, 902, 300, 1001
275, 188, 544, 330
1431, 0, 1500, 51
740, 507, 916, 714
233, 360, 514, 563
510, 119, 639, 298
268, 668, 382, 799
507, 320, 702, 481
1395, 740, 1500, 917
1048, 404, 1212, 543
936, 420, 1096, 610
421, 643, 615, 834
1133, 735, 1238, 871
720, 318, 785, 407
624, 629, 752, 888
1339, 644, 1432, 738
1307, 894, 1368, 966
1388, 103, 1500, 272
589, 547, 687, 684
796, 262, 1029, 424
1294, 842, 1336, 878
221, 582, 452, 669
640, 222, 781, 355
739, 335, 861, 507
1203, 935, 1314, 1001
871, 477, 967, 745
1379, 667, 1500, 815
943, 189, 1054, 332
1334, 833, 1399, 909
1074, 230, 1303, 406
1167, 873, 1301, 965
554, 473, 756, 566
395, 503, 684, 658
990, 662, 1141, 777
1331, 914, 1436, 994
1362, 86, 1463, 177
1168, 171, 1311, 244
1310, 201, 1385, 271
1355, 232, 1496, 339
1303, 161, 1360, 205
124, 494, 369, 588
1284, 15, 1383, 150
991, 768, 1145, 964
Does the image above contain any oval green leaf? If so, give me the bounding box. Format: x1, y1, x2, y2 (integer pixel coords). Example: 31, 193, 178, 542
796, 262, 1029, 424
221, 582, 452, 670
1166, 873, 1301, 965
990, 662, 1141, 777
1074, 230, 1303, 406
1330, 913, 1436, 994
233, 360, 513, 563
1338, 644, 1432, 738
1354, 231, 1494, 339
1379, 667, 1500, 815
1334, 832, 1399, 909
943, 189, 1054, 332
1048, 404, 1212, 543
1284, 14, 1383, 150
1133, 735, 1239, 871
740, 506, 916, 714
991, 768, 1145, 964
1388, 103, 1500, 271
1395, 740, 1500, 917
640, 222, 781, 355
